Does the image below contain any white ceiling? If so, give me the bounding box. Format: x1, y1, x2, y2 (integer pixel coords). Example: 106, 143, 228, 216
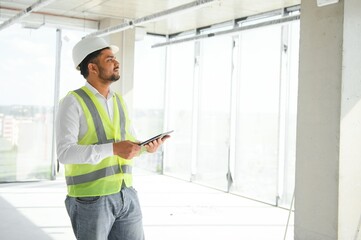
0, 0, 300, 35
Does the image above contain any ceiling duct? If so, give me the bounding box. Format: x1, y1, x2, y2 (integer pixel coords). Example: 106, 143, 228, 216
0, 0, 56, 31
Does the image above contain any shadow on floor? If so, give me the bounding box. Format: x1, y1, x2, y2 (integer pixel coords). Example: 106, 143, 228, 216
0, 196, 52, 240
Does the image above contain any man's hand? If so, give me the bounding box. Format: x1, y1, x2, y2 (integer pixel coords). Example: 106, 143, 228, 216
113, 140, 141, 159
145, 135, 170, 153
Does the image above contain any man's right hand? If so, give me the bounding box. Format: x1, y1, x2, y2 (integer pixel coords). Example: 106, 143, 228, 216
113, 140, 141, 159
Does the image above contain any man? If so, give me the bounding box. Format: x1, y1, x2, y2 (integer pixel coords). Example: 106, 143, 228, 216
56, 36, 169, 240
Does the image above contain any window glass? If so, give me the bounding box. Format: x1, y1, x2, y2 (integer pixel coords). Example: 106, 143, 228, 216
232, 26, 282, 203
278, 20, 300, 208
163, 41, 195, 180
0, 25, 56, 181
59, 29, 90, 99
193, 35, 233, 191
133, 35, 166, 172
56, 29, 91, 175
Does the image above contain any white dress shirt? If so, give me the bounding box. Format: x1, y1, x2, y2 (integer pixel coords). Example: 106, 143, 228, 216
56, 82, 134, 165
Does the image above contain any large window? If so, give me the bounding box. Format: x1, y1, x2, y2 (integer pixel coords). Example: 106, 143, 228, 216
133, 35, 166, 172
278, 20, 299, 207
160, 16, 300, 207
232, 26, 282, 204
0, 25, 93, 181
194, 35, 233, 191
56, 29, 91, 175
163, 40, 195, 180
0, 25, 56, 181
59, 29, 89, 99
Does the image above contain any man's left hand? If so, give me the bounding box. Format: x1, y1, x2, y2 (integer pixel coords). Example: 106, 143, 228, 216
145, 135, 170, 153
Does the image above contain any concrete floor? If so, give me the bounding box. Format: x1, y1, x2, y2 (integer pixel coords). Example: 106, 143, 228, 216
0, 169, 294, 240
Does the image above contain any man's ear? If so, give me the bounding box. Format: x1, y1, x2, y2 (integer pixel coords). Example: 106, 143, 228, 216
88, 63, 98, 74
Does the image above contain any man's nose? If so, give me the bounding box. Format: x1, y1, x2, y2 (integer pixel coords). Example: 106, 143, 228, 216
114, 58, 120, 65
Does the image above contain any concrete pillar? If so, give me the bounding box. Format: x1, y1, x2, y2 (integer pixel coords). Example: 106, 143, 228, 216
339, 0, 361, 239
295, 0, 361, 239
99, 18, 136, 111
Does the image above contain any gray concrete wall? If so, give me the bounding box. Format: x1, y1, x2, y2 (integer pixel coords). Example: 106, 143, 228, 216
339, 0, 361, 239
296, 0, 361, 239
295, 0, 343, 239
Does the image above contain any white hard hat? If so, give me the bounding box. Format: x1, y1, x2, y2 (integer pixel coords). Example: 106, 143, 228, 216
72, 36, 119, 70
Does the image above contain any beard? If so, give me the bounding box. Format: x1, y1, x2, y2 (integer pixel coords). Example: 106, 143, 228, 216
108, 73, 120, 82
97, 65, 120, 82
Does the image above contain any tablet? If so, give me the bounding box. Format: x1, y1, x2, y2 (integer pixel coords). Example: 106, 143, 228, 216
139, 130, 173, 146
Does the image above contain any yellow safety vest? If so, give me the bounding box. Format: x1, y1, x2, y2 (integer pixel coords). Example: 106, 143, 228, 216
64, 86, 136, 197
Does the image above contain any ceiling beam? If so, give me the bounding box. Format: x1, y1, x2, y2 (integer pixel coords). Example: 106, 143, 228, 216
0, 0, 57, 31
85, 0, 218, 38
152, 14, 300, 48
0, 7, 99, 31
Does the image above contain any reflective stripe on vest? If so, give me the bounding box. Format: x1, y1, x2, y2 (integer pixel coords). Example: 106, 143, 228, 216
74, 88, 127, 143
66, 165, 132, 185
114, 94, 126, 141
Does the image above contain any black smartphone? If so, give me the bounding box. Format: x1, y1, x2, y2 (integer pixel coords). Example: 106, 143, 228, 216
138, 130, 174, 146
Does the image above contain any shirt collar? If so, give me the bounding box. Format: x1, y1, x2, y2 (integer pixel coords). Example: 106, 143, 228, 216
85, 81, 115, 100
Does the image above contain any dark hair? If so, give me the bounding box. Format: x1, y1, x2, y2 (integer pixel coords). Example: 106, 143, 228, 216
79, 47, 110, 78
